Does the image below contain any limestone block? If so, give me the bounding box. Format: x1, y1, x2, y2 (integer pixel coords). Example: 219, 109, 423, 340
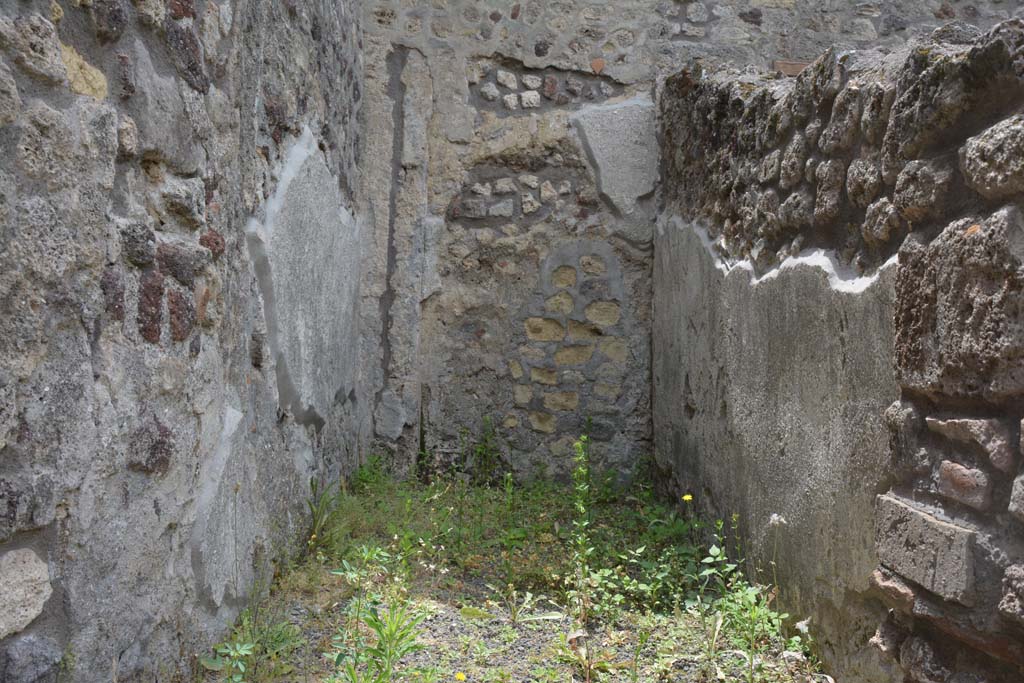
545, 291, 574, 315
543, 391, 579, 412
524, 318, 564, 342
571, 96, 658, 215
585, 301, 621, 327
0, 14, 66, 84
598, 338, 628, 363
875, 494, 975, 605
555, 345, 593, 366
552, 266, 577, 288
528, 411, 556, 433
530, 368, 557, 385
0, 549, 52, 639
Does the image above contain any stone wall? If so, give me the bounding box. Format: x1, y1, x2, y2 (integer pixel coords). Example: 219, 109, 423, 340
358, 0, 1018, 479
0, 1, 366, 681
657, 19, 1024, 683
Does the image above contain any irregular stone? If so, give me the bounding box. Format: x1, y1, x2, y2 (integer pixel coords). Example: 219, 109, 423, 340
895, 208, 1024, 402
1009, 475, 1024, 524
585, 301, 621, 327
862, 197, 904, 246
513, 384, 532, 406
552, 265, 577, 288
496, 69, 517, 89
528, 411, 556, 433
925, 417, 1016, 473
530, 368, 557, 386
540, 181, 557, 203
493, 178, 516, 195
101, 267, 125, 321
521, 90, 541, 108
168, 0, 196, 20
846, 159, 882, 209
542, 75, 558, 99
860, 82, 895, 145
568, 320, 600, 340
935, 460, 992, 511
899, 636, 951, 683
0, 633, 63, 683
91, 0, 130, 42
0, 549, 51, 639
167, 289, 195, 342
875, 494, 975, 605
488, 198, 515, 217
138, 268, 164, 343
521, 74, 542, 89
134, 0, 166, 26
543, 391, 579, 412
779, 133, 807, 190
518, 174, 539, 189
508, 360, 523, 380
502, 93, 519, 110
128, 417, 174, 474
819, 86, 861, 154
580, 255, 605, 275
117, 115, 138, 158
594, 382, 620, 400
571, 96, 658, 215
121, 222, 156, 266
157, 241, 209, 288
758, 149, 781, 184
457, 197, 489, 219
199, 229, 225, 260
814, 159, 845, 226
555, 345, 593, 365
524, 317, 564, 342
0, 59, 22, 126
959, 114, 1024, 200
164, 18, 209, 93
869, 614, 908, 658
521, 192, 541, 214
480, 82, 499, 101
778, 189, 813, 230
893, 159, 955, 224
0, 14, 66, 84
545, 291, 573, 315
598, 338, 628, 363
998, 564, 1024, 627
162, 176, 206, 227
869, 567, 916, 612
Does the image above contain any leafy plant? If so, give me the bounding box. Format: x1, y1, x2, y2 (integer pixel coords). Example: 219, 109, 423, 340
202, 642, 255, 683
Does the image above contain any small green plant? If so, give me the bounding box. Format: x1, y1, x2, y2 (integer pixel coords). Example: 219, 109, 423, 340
630, 630, 652, 683
203, 642, 255, 683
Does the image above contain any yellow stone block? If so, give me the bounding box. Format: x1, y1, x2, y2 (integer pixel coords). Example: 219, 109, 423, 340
544, 391, 579, 412
569, 320, 602, 340
514, 385, 533, 406
555, 345, 593, 365
61, 43, 108, 100
529, 411, 557, 434
545, 291, 574, 315
531, 368, 557, 385
585, 301, 621, 327
580, 255, 606, 275
598, 338, 628, 363
502, 415, 519, 429
525, 317, 565, 341
509, 360, 524, 379
595, 382, 621, 400
552, 265, 577, 288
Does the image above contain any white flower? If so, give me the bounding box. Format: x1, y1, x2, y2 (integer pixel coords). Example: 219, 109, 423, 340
768, 513, 788, 528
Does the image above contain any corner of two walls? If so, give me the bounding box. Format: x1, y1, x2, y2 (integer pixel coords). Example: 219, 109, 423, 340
656, 21, 1024, 683
0, 1, 367, 680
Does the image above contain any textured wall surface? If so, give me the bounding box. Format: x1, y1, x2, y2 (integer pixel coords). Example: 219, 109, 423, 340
357, 0, 1017, 479
658, 19, 1024, 683
0, 1, 366, 681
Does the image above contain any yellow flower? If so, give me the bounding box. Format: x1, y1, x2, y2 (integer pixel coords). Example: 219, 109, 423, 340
682, 494, 694, 502
455, 674, 467, 681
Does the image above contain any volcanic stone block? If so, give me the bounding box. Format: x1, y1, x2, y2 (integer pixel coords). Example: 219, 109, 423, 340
875, 494, 975, 605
